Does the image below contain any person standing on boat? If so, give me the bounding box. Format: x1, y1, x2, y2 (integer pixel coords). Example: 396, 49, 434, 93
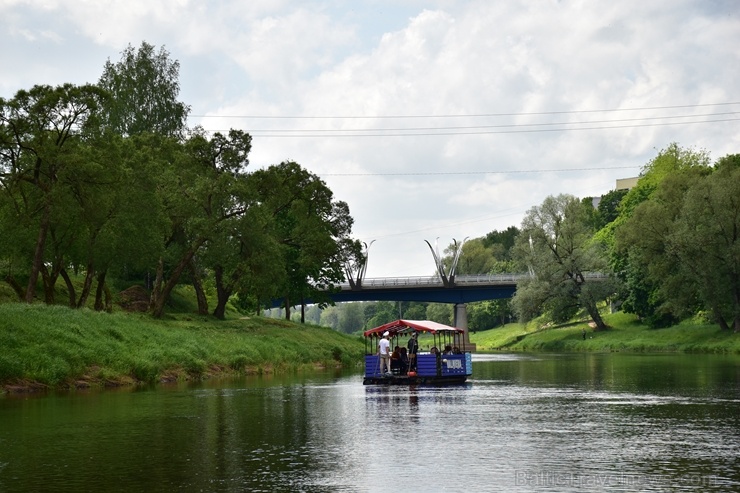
378, 331, 392, 375
407, 331, 418, 372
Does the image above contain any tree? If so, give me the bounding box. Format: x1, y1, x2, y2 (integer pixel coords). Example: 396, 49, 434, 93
365, 301, 397, 329
180, 128, 257, 319
445, 238, 498, 275
675, 163, 740, 331
338, 302, 365, 334
61, 133, 166, 310
482, 226, 519, 260
467, 299, 514, 330
149, 129, 252, 318
618, 160, 740, 331
611, 144, 713, 326
594, 189, 628, 230
250, 162, 359, 321
403, 302, 428, 320
98, 42, 190, 138
304, 304, 322, 325
714, 153, 740, 171
426, 303, 453, 326
319, 305, 340, 329
512, 194, 617, 330
0, 83, 107, 303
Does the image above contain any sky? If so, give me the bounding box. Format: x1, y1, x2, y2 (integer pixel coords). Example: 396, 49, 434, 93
2, 0, 739, 278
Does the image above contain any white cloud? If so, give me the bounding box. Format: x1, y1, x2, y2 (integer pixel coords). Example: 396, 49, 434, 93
2, 0, 738, 277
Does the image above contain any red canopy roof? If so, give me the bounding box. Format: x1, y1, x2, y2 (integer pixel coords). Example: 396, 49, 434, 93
363, 319, 463, 337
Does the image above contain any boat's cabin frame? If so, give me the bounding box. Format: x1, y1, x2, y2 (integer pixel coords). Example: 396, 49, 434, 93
362, 319, 472, 384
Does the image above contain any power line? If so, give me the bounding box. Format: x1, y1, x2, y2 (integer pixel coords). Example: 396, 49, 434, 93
190, 101, 740, 120
198, 117, 740, 137
204, 111, 740, 134
322, 165, 641, 176
359, 178, 626, 241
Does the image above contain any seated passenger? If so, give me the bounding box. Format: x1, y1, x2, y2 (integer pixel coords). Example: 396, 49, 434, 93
399, 347, 409, 374
442, 345, 453, 354
452, 346, 461, 354
390, 346, 401, 373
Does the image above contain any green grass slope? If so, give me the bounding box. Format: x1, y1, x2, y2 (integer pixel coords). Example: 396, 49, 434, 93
471, 312, 740, 353
0, 303, 364, 393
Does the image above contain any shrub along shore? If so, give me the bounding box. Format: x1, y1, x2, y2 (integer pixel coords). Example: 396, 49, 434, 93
2, 305, 738, 394
0, 303, 364, 394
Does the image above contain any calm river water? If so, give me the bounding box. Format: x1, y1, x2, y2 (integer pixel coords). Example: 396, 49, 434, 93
1, 352, 739, 492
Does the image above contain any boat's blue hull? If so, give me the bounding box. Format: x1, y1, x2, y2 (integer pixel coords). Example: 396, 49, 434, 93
363, 353, 472, 385
363, 374, 468, 385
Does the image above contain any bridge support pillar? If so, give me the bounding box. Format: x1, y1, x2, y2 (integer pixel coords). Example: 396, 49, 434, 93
453, 303, 476, 352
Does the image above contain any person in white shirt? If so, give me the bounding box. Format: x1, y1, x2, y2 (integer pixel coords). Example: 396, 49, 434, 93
378, 331, 391, 375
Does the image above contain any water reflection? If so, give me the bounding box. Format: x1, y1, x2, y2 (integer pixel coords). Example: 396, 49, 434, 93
0, 354, 738, 492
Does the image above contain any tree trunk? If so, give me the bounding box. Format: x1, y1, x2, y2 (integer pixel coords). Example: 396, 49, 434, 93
149, 257, 165, 313
40, 264, 55, 304
25, 206, 51, 303
77, 263, 95, 309
284, 297, 291, 320
104, 282, 112, 312
213, 265, 231, 320
189, 260, 208, 315
151, 239, 205, 318
94, 270, 107, 311
59, 268, 77, 308
584, 298, 607, 330
733, 281, 740, 333
712, 306, 731, 331
301, 297, 305, 324
4, 275, 25, 301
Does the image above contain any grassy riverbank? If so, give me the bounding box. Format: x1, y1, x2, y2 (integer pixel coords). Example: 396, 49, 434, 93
471, 311, 740, 353
4, 299, 739, 394
0, 303, 364, 393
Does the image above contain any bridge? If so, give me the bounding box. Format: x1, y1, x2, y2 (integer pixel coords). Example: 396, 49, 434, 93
278, 238, 607, 350
329, 273, 521, 304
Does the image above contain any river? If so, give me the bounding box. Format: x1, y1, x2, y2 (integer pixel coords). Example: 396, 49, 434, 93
1, 352, 738, 492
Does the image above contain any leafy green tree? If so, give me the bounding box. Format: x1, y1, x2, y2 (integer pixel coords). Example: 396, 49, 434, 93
338, 302, 365, 334
610, 144, 712, 326
365, 301, 397, 329
618, 160, 740, 331
467, 299, 514, 330
319, 305, 340, 329
402, 302, 427, 320
426, 303, 453, 326
98, 42, 190, 138
467, 301, 499, 331
482, 226, 519, 260
512, 194, 617, 330
218, 206, 285, 319
595, 189, 628, 230
304, 304, 322, 325
714, 153, 740, 171
180, 128, 257, 319
142, 129, 251, 318
445, 238, 498, 275
62, 133, 166, 310
615, 170, 706, 322
250, 161, 359, 321
0, 83, 107, 303
363, 302, 380, 324
675, 163, 740, 331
